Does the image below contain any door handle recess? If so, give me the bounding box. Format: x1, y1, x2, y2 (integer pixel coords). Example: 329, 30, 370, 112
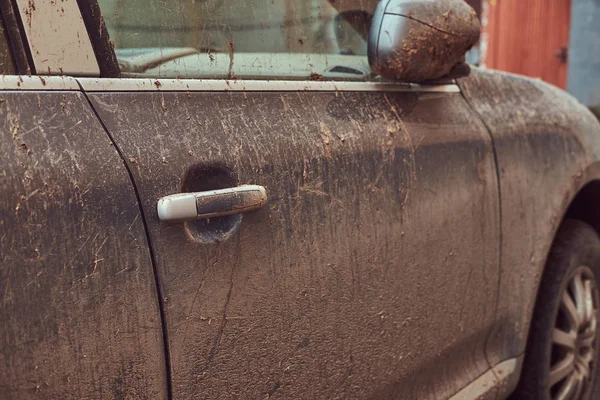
157, 185, 267, 222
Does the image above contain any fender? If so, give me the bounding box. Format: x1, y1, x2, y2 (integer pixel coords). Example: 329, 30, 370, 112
458, 68, 600, 397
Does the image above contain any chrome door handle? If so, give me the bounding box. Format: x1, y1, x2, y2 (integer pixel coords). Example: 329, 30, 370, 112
157, 185, 267, 222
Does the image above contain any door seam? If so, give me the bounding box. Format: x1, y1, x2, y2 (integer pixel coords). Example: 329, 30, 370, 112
459, 84, 504, 388
77, 84, 173, 400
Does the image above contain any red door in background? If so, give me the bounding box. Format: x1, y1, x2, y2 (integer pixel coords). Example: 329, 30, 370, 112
483, 0, 571, 89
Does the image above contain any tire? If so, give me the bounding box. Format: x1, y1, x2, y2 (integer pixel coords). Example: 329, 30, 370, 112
512, 219, 600, 400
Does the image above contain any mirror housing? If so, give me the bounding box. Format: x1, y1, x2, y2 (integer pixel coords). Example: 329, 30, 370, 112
368, 0, 481, 82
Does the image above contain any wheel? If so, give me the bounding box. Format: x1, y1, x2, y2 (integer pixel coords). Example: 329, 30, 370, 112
513, 219, 600, 400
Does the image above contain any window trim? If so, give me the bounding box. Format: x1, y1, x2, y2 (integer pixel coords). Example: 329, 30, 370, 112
76, 0, 120, 78
13, 0, 99, 76
0, 75, 460, 93
0, 0, 32, 74
0, 74, 79, 90
76, 77, 461, 93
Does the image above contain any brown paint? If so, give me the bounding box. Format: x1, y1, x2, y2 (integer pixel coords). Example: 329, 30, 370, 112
458, 68, 600, 398
88, 89, 500, 399
0, 91, 168, 398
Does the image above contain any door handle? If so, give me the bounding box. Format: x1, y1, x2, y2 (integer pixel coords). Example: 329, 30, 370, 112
157, 185, 267, 222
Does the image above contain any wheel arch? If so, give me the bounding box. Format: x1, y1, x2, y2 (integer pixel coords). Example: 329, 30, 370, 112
508, 176, 600, 398
564, 180, 600, 237
536, 169, 600, 311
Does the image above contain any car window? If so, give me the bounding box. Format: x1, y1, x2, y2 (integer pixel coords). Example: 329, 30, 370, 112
0, 16, 16, 74
96, 0, 379, 81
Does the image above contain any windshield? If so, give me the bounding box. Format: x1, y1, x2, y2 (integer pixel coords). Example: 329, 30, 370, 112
97, 0, 378, 80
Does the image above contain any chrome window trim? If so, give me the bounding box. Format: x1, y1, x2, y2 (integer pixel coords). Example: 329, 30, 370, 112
0, 75, 79, 90
14, 0, 99, 76
76, 77, 460, 93
0, 76, 459, 93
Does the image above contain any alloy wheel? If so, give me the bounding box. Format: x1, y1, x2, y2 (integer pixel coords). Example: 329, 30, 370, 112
550, 266, 600, 400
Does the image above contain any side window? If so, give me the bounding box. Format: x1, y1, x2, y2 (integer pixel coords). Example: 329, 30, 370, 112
96, 0, 375, 81
0, 15, 16, 74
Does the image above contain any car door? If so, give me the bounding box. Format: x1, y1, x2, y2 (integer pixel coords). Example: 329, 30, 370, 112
80, 0, 500, 398
0, 4, 167, 398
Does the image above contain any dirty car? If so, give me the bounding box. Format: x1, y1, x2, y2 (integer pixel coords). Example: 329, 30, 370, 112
1, 0, 600, 399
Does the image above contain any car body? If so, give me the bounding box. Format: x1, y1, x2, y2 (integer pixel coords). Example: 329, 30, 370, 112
1, 0, 599, 399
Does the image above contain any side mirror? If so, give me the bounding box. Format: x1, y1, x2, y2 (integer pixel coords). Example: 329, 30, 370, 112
368, 0, 481, 82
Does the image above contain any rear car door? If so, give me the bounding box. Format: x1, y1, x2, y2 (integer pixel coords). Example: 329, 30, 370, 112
0, 3, 167, 398
80, 0, 500, 398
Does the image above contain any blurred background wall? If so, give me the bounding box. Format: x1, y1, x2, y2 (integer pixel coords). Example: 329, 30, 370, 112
467, 0, 600, 107
567, 0, 600, 107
